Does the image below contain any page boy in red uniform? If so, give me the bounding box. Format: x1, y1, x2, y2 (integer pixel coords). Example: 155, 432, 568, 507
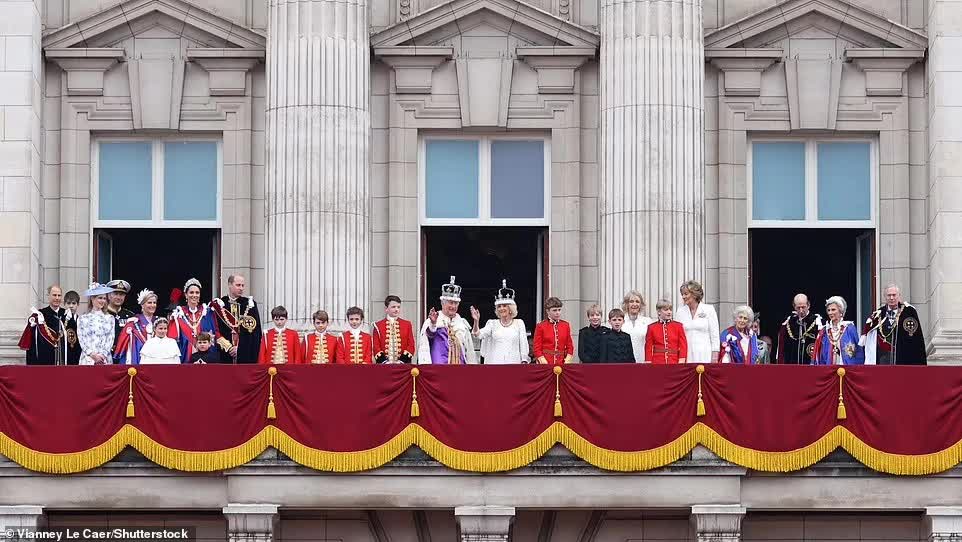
258, 305, 302, 364
372, 295, 416, 363
533, 297, 574, 365
301, 309, 341, 364
339, 306, 374, 364
645, 299, 688, 364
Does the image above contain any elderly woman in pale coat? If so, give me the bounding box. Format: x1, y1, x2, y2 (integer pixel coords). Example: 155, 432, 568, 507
675, 280, 720, 363
620, 290, 652, 363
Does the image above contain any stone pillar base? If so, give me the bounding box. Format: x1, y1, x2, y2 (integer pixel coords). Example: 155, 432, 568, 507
0, 506, 44, 542
926, 507, 962, 541
223, 504, 278, 542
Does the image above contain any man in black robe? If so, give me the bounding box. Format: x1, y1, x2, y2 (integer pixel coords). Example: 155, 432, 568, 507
863, 284, 927, 365
211, 274, 262, 364
776, 293, 822, 364
18, 285, 68, 365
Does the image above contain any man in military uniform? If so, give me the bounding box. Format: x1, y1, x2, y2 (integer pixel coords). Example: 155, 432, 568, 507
776, 293, 822, 364
106, 279, 135, 363
210, 274, 262, 363
862, 284, 927, 365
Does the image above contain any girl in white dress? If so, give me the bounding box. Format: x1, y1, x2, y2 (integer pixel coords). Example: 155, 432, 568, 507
470, 280, 529, 364
139, 318, 182, 364
620, 290, 652, 363
78, 283, 116, 365
675, 280, 720, 363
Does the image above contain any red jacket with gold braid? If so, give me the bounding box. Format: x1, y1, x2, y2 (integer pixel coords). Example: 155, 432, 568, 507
338, 330, 374, 364
371, 317, 416, 363
532, 319, 573, 365
300, 331, 341, 364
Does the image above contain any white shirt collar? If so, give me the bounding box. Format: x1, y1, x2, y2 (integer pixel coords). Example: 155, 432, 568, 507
350, 327, 361, 337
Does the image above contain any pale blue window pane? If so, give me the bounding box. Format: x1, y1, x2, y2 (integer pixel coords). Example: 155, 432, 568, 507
752, 142, 806, 221
817, 142, 871, 221
491, 140, 544, 219
99, 142, 151, 220
425, 140, 479, 219
164, 142, 219, 221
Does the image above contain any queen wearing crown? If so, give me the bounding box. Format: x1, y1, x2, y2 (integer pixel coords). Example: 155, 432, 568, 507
417, 276, 478, 364
470, 280, 529, 364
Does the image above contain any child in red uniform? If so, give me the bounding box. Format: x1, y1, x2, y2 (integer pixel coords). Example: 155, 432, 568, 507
339, 306, 374, 364
372, 295, 416, 363
301, 309, 341, 364
258, 306, 302, 364
645, 299, 688, 364
533, 297, 574, 365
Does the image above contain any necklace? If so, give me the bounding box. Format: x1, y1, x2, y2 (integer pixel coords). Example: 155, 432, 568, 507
786, 314, 818, 340
828, 321, 844, 357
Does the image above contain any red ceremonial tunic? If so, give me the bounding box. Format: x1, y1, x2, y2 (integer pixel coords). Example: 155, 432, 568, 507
532, 319, 574, 365
258, 328, 303, 365
338, 330, 374, 364
300, 332, 341, 364
645, 320, 688, 364
371, 317, 416, 363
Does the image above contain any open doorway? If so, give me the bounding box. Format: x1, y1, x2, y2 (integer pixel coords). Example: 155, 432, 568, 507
422, 226, 547, 331
93, 228, 220, 315
750, 228, 875, 342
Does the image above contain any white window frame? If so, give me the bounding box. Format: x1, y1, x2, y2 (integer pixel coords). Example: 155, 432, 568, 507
747, 136, 878, 228
91, 136, 223, 229
419, 133, 551, 226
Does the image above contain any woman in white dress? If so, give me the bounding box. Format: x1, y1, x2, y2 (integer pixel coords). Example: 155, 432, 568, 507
620, 290, 652, 363
470, 280, 529, 364
77, 283, 116, 365
675, 280, 720, 363
139, 318, 183, 364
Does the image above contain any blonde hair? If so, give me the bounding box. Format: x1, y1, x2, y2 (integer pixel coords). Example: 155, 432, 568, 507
680, 280, 704, 302
656, 299, 673, 311
621, 290, 647, 313
586, 304, 603, 317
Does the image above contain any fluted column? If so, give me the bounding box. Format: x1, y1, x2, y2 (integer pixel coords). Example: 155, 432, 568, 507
599, 0, 705, 307
265, 0, 370, 327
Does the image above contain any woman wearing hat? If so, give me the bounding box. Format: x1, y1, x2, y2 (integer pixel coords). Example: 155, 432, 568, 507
470, 280, 529, 364
77, 283, 116, 365
114, 289, 159, 365
168, 278, 219, 363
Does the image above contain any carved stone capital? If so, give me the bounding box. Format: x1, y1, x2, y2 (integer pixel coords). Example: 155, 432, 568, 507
188, 49, 265, 96
846, 48, 925, 97
516, 46, 595, 94
455, 505, 515, 542
691, 505, 746, 542
706, 48, 782, 97
45, 48, 125, 96
223, 504, 278, 542
374, 46, 453, 94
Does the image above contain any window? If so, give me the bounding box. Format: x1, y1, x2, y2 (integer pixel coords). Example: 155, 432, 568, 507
420, 135, 550, 225
93, 139, 222, 227
749, 138, 875, 227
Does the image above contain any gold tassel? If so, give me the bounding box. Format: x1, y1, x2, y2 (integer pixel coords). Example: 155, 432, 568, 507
836, 367, 847, 420
126, 367, 137, 418
267, 367, 277, 420
695, 365, 706, 417
410, 367, 421, 418
553, 366, 563, 418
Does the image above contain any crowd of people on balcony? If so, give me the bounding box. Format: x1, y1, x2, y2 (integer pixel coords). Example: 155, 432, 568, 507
18, 274, 927, 366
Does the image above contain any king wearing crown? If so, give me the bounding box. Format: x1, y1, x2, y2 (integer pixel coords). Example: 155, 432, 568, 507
417, 276, 477, 364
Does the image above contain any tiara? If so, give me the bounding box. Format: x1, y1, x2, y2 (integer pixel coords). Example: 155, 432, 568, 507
494, 279, 516, 306
440, 275, 462, 302
184, 278, 202, 292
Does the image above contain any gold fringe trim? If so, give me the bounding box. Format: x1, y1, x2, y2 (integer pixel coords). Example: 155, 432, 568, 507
3, 423, 962, 476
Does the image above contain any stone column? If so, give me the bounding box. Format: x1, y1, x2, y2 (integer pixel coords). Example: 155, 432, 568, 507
455, 505, 515, 542
599, 0, 705, 307
223, 504, 278, 542
927, 0, 962, 361
0, 506, 44, 542
0, 0, 43, 361
265, 0, 371, 328
926, 507, 962, 542
690, 505, 745, 542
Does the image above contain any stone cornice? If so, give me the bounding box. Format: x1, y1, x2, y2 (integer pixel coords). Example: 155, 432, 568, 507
516, 46, 595, 94
845, 48, 924, 96
44, 48, 125, 96
374, 46, 453, 94
706, 48, 783, 97
187, 48, 265, 96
